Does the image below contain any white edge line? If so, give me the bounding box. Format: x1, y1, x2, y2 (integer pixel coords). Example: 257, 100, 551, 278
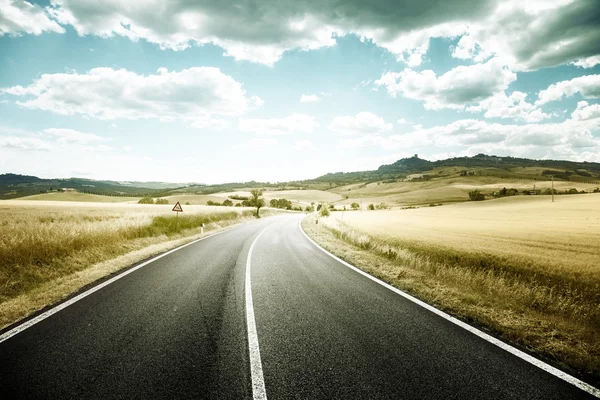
298, 218, 600, 398
246, 225, 271, 400
0, 224, 239, 344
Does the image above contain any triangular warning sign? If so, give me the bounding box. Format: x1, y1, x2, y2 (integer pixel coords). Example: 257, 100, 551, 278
172, 202, 183, 212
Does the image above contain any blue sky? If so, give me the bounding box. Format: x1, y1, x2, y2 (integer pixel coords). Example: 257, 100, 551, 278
1, 0, 599, 183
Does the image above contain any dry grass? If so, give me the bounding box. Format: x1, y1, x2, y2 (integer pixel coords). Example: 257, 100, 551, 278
21, 192, 139, 202
303, 194, 600, 382
0, 200, 266, 328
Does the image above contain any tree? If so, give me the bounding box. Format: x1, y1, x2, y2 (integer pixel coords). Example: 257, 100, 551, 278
367, 203, 375, 210
468, 190, 485, 201
222, 199, 233, 206
138, 197, 154, 204
248, 189, 265, 217
350, 202, 360, 210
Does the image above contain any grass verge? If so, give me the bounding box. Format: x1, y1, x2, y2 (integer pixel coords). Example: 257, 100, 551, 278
0, 206, 275, 329
302, 214, 600, 386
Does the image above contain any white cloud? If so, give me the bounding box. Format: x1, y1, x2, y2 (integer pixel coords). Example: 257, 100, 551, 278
0, 136, 52, 151
571, 56, 600, 69
375, 58, 516, 110
396, 118, 408, 124
0, 0, 64, 35
300, 94, 320, 103
329, 112, 392, 136
571, 101, 600, 121
386, 109, 600, 154
467, 91, 550, 123
448, 0, 600, 71
1, 67, 256, 124
43, 128, 105, 144
34, 0, 596, 70
536, 74, 600, 105
239, 113, 318, 135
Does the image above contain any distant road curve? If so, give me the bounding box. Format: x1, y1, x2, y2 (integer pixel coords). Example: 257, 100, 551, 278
0, 214, 597, 399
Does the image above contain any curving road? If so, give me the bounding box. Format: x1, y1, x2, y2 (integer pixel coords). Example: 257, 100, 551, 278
0, 214, 597, 399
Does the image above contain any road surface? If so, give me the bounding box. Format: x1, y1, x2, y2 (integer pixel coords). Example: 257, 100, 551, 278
0, 214, 597, 399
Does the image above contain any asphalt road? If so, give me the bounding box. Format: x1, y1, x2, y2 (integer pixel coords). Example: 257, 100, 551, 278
0, 214, 597, 399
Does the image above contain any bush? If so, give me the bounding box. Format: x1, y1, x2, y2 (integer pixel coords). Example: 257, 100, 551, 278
222, 199, 234, 206
375, 203, 389, 210
229, 194, 249, 201
350, 202, 360, 210
305, 205, 314, 212
468, 190, 485, 201
367, 204, 375, 210
594, 188, 600, 193
567, 188, 579, 194
185, 202, 191, 205
155, 198, 169, 205
319, 205, 330, 217
269, 198, 292, 210
138, 197, 154, 204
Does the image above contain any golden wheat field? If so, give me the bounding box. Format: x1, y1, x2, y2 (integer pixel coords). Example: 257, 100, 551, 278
332, 194, 600, 279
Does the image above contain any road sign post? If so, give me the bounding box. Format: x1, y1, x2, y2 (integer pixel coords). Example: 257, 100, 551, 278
172, 201, 183, 217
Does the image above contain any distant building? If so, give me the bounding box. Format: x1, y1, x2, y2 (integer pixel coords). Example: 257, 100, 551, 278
63, 188, 75, 192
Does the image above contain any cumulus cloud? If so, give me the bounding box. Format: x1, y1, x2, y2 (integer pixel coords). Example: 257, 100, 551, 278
536, 74, 600, 105
375, 58, 516, 110
385, 108, 600, 154
0, 0, 64, 35
449, 0, 600, 71
300, 94, 320, 103
329, 112, 392, 136
239, 113, 318, 135
43, 128, 105, 144
466, 91, 550, 123
1, 67, 258, 124
571, 56, 600, 69
32, 0, 596, 70
571, 101, 600, 121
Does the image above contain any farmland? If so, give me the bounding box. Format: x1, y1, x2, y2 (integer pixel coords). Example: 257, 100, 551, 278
303, 193, 600, 381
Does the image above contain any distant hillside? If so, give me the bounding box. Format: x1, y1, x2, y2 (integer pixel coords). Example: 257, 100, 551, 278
3, 154, 600, 200
0, 174, 186, 200
309, 154, 600, 187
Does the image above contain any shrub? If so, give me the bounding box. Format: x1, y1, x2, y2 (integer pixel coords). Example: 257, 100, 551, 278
468, 190, 485, 201
222, 199, 234, 206
305, 205, 314, 212
375, 203, 389, 210
567, 188, 579, 194
138, 197, 154, 204
269, 198, 292, 210
155, 198, 169, 205
350, 202, 360, 210
185, 202, 191, 205
367, 204, 375, 210
319, 205, 330, 217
